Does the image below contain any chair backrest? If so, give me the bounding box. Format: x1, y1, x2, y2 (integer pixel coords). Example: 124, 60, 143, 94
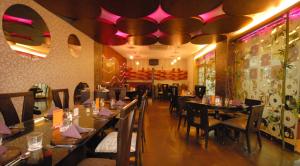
244, 98, 261, 107
162, 84, 169, 93
117, 99, 137, 166
0, 92, 34, 126
135, 93, 147, 164
185, 101, 209, 128
195, 85, 206, 99
52, 89, 69, 109
246, 105, 264, 132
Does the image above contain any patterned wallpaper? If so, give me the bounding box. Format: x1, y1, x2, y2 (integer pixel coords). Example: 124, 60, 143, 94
233, 14, 300, 145
0, 0, 95, 111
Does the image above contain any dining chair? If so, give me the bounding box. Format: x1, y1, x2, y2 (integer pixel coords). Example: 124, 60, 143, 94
221, 105, 264, 153
0, 92, 34, 126
177, 96, 192, 129
79, 99, 138, 166
97, 95, 147, 166
52, 89, 69, 109
195, 85, 206, 99
160, 84, 169, 100
169, 86, 179, 114
185, 101, 221, 149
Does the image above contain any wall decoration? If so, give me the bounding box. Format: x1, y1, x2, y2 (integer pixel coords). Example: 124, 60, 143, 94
2, 4, 51, 60
233, 9, 300, 147
196, 51, 216, 95
68, 34, 81, 58
127, 67, 187, 81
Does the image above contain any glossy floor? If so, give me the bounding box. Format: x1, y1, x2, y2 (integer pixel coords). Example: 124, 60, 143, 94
142, 100, 300, 166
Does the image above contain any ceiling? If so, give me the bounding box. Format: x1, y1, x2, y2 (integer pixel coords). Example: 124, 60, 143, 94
33, 0, 286, 59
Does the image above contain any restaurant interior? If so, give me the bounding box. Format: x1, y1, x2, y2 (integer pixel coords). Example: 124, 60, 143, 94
1, 0, 300, 166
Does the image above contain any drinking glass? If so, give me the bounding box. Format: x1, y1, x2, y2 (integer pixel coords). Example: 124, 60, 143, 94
27, 132, 43, 151
100, 98, 105, 107
60, 118, 71, 132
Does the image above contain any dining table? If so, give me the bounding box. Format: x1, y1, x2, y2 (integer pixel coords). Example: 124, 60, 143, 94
187, 98, 249, 118
1, 102, 127, 166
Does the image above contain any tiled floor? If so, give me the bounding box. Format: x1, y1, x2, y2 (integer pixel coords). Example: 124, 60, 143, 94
142, 100, 300, 166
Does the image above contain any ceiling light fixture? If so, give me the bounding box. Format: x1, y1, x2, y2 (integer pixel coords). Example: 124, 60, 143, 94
135, 61, 140, 66
194, 44, 216, 60
177, 57, 181, 60
129, 55, 134, 60
234, 0, 300, 36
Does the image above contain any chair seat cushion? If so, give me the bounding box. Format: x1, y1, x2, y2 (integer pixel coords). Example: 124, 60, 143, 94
208, 118, 221, 127
78, 158, 115, 166
221, 117, 247, 130
95, 132, 137, 153
191, 117, 221, 127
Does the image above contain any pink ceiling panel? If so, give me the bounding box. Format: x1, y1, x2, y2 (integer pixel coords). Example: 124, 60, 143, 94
199, 5, 225, 23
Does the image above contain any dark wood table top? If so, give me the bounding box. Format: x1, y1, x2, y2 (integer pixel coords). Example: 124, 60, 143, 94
187, 99, 248, 111
2, 105, 121, 165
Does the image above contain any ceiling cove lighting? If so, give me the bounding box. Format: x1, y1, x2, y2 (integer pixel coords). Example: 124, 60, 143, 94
194, 44, 216, 60
234, 0, 300, 36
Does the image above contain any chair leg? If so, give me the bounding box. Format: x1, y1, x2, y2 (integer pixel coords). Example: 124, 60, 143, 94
257, 131, 262, 148
177, 115, 182, 130
196, 127, 200, 137
186, 124, 190, 138
245, 132, 251, 153
205, 130, 209, 149
183, 117, 187, 126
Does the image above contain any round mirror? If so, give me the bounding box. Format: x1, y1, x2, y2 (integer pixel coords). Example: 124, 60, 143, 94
68, 34, 81, 57
2, 4, 50, 60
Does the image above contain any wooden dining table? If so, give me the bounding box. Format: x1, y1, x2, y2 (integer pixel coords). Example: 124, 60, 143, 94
2, 103, 124, 166
187, 98, 249, 114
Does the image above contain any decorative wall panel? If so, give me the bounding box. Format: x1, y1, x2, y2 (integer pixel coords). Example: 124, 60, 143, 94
0, 1, 95, 114
233, 12, 300, 146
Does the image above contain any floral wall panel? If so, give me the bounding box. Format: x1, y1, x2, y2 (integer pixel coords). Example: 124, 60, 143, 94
197, 52, 216, 96
233, 11, 300, 145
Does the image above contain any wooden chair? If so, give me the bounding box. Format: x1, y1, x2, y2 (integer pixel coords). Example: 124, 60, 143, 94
52, 89, 69, 109
79, 99, 138, 166
0, 92, 34, 126
169, 86, 178, 114
177, 96, 193, 129
185, 101, 221, 149
194, 85, 206, 99
221, 105, 264, 153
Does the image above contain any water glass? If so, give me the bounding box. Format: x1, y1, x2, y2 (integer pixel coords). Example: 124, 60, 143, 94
27, 132, 43, 151
100, 98, 105, 107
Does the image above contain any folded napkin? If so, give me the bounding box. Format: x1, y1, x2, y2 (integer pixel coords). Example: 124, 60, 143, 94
98, 107, 112, 116
231, 99, 242, 106
0, 122, 11, 135
83, 99, 93, 105
61, 124, 92, 139
115, 100, 125, 106
74, 124, 91, 133
0, 146, 7, 155
62, 124, 82, 139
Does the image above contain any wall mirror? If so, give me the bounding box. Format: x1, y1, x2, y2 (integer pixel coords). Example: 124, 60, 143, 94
68, 34, 81, 58
2, 4, 51, 60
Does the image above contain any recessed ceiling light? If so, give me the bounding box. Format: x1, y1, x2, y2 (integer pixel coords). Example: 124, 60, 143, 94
177, 57, 181, 60
129, 55, 134, 60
